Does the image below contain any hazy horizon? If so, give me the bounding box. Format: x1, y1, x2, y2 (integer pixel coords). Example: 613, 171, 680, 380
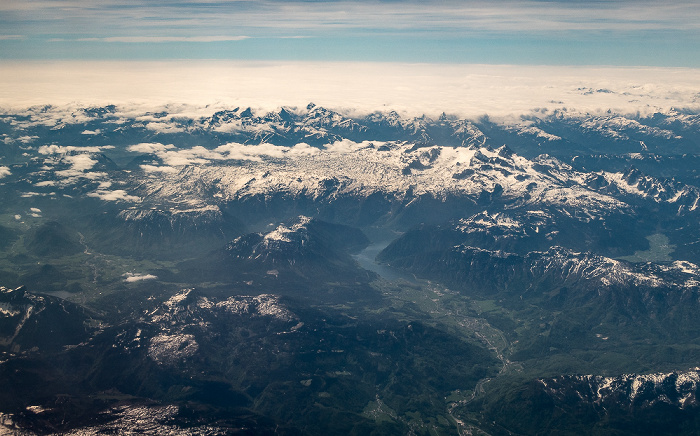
1, 60, 699, 120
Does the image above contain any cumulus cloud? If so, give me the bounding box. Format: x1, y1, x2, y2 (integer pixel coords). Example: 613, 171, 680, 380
128, 143, 175, 154
49, 151, 107, 182
87, 189, 140, 202
63, 154, 98, 171
38, 144, 113, 154
0, 166, 10, 178
55, 170, 106, 180
17, 135, 38, 143
123, 272, 158, 282
128, 141, 323, 170
144, 122, 185, 134
21, 192, 44, 197
140, 164, 178, 173
215, 142, 320, 160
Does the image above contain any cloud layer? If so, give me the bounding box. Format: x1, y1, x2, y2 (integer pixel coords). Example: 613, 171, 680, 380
1, 61, 698, 119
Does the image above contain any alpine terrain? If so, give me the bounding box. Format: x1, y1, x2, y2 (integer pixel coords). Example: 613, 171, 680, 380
1, 102, 700, 434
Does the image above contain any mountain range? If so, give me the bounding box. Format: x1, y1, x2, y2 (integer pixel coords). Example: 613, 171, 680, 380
1, 104, 700, 434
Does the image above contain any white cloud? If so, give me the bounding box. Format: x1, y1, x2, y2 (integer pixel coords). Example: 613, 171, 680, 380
128, 141, 322, 170
144, 122, 185, 134
78, 36, 250, 43
17, 135, 38, 143
1, 61, 699, 119
81, 129, 101, 135
30, 207, 41, 212
0, 166, 10, 178
21, 192, 44, 197
123, 272, 158, 282
36, 145, 116, 184
325, 139, 373, 154
157, 146, 217, 166
63, 154, 97, 171
6, 105, 101, 128
54, 170, 106, 180
140, 164, 178, 173
128, 142, 175, 153
215, 142, 320, 160
38, 144, 113, 154
87, 189, 140, 202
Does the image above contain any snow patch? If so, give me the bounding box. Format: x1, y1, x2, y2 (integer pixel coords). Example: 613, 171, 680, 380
148, 333, 198, 365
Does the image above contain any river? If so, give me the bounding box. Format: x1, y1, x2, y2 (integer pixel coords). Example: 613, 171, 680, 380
352, 239, 418, 283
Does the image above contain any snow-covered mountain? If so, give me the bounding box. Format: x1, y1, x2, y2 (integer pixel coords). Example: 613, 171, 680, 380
473, 369, 700, 435
3, 103, 700, 435
541, 370, 700, 410
3, 104, 700, 226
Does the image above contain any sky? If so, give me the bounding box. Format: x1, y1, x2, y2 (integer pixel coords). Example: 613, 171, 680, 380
0, 1, 698, 116
1, 0, 699, 66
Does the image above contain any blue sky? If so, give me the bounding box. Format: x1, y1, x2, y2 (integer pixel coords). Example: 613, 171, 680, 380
1, 0, 699, 66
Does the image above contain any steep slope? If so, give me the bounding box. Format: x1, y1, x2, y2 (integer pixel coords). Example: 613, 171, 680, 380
3, 104, 700, 434
130, 141, 630, 230
90, 205, 245, 258
0, 286, 98, 355
471, 369, 700, 435
0, 287, 498, 435
377, 210, 700, 373
176, 216, 374, 296
25, 221, 82, 258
